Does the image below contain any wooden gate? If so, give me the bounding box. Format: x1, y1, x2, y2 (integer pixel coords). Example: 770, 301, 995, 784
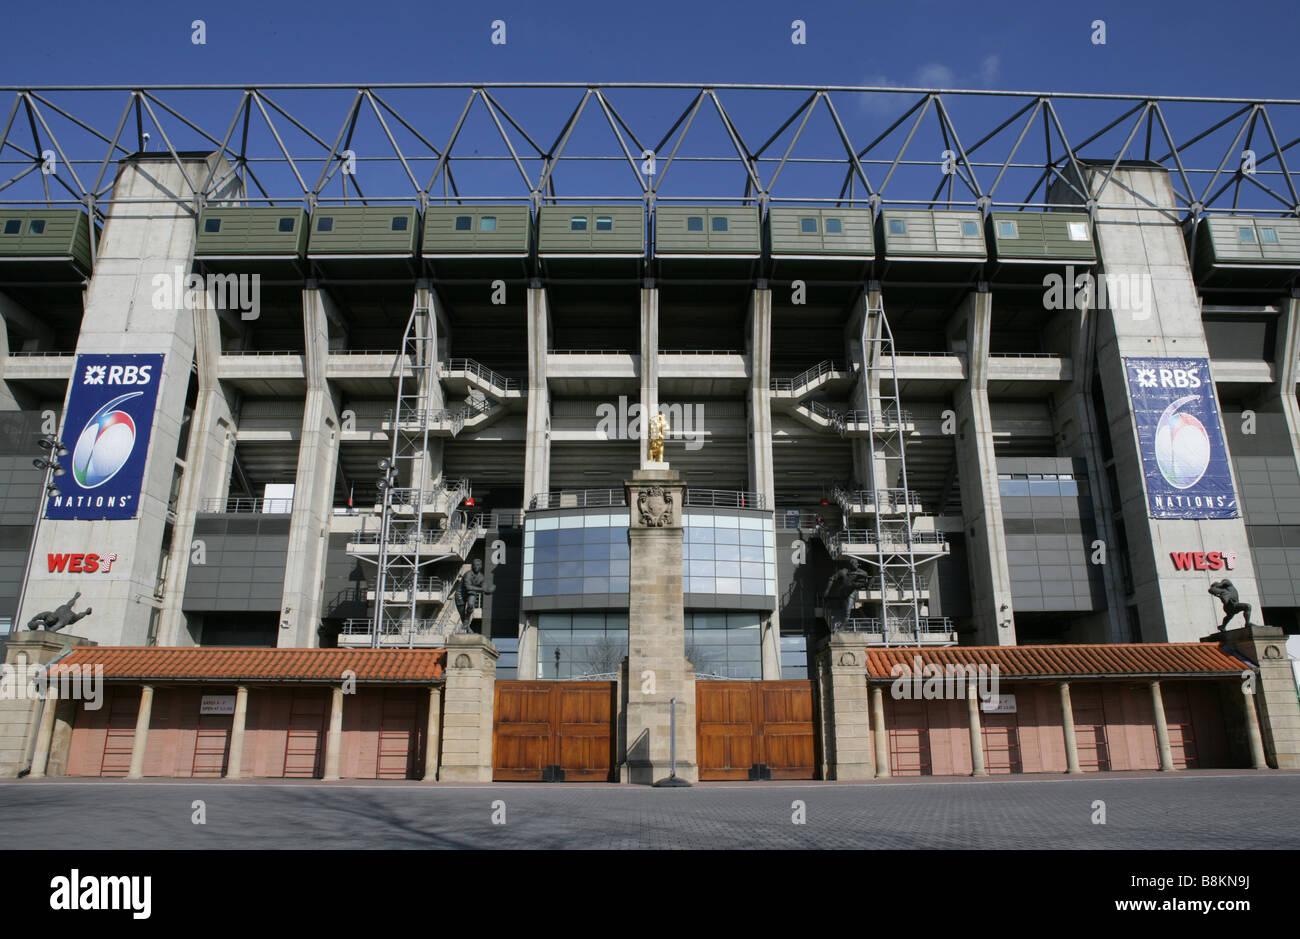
886, 699, 932, 776
492, 681, 616, 782
696, 680, 816, 781
283, 690, 327, 778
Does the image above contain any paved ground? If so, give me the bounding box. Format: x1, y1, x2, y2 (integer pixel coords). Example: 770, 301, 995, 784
2, 770, 1298, 849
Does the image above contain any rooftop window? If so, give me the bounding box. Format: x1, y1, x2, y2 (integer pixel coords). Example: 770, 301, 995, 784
686, 216, 704, 232
480, 216, 498, 232
570, 216, 588, 231
28, 220, 45, 235
800, 217, 818, 233
454, 216, 472, 231
1067, 221, 1089, 241
316, 217, 334, 232
1260, 227, 1279, 244
204, 217, 221, 233
825, 217, 842, 234
277, 217, 295, 233
4, 219, 22, 234
595, 216, 612, 231
997, 220, 1018, 239
961, 220, 979, 237
1238, 226, 1256, 244
711, 216, 729, 232
888, 219, 907, 235
391, 216, 408, 231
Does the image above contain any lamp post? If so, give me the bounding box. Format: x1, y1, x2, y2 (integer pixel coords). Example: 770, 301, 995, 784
370, 458, 399, 649
13, 434, 68, 633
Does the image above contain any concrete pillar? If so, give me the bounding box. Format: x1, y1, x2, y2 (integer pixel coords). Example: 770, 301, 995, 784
27, 686, 59, 778
746, 289, 782, 678
1150, 680, 1175, 771
1058, 681, 1082, 774
523, 287, 551, 505
323, 685, 344, 780
621, 468, 697, 784
871, 685, 890, 778
279, 286, 342, 647
225, 685, 249, 779
438, 634, 499, 781
1218, 624, 1300, 768
516, 614, 538, 681
126, 684, 155, 779
21, 154, 240, 645
639, 287, 659, 466
967, 682, 987, 776
950, 290, 1016, 645
815, 634, 873, 779
424, 684, 442, 781
1243, 682, 1268, 770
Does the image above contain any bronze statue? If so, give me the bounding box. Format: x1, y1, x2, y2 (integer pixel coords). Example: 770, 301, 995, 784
1209, 579, 1252, 630
26, 592, 93, 632
648, 412, 669, 463
823, 559, 871, 630
454, 558, 494, 633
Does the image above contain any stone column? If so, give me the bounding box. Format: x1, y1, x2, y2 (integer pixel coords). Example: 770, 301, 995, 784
27, 686, 59, 778
1218, 624, 1300, 768
225, 685, 249, 779
1059, 681, 1082, 774
967, 682, 987, 776
323, 685, 344, 780
1150, 680, 1175, 771
815, 634, 873, 779
126, 684, 155, 779
1243, 683, 1268, 770
746, 288, 782, 678
622, 467, 697, 784
438, 634, 499, 782
639, 287, 659, 465
871, 685, 890, 778
0, 630, 94, 778
424, 684, 442, 781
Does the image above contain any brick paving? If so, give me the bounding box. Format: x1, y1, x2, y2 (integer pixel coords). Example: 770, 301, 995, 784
3, 770, 1297, 850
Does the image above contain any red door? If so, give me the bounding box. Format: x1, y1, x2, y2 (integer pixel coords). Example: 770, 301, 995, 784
283, 691, 327, 778
376, 690, 421, 779
981, 713, 1022, 774
1161, 684, 1200, 769
887, 700, 932, 776
99, 687, 141, 777
1071, 686, 1111, 771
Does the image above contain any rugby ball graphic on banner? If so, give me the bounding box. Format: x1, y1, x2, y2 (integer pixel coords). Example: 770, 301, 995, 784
46, 354, 166, 521
1124, 357, 1237, 519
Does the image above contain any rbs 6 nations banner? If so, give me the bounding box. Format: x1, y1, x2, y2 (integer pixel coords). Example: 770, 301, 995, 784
46, 354, 166, 521
1124, 357, 1237, 520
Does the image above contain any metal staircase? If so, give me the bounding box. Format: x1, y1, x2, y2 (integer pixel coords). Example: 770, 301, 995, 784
344, 296, 483, 649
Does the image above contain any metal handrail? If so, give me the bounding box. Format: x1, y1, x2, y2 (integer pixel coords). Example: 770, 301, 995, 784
443, 357, 522, 391
200, 496, 293, 513
218, 349, 305, 356
683, 489, 766, 510
328, 348, 407, 356
658, 349, 744, 356
770, 360, 841, 392
7, 350, 74, 357
528, 489, 627, 509
837, 528, 947, 545
843, 408, 913, 426
548, 349, 633, 355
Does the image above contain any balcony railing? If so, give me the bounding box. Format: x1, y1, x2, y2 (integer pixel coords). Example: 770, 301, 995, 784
658, 348, 744, 356
200, 497, 293, 514
528, 489, 627, 510
549, 348, 632, 355
684, 489, 766, 510
443, 357, 522, 392
838, 616, 954, 635
770, 360, 841, 393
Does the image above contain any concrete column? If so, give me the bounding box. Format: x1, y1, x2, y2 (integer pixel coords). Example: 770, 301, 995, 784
280, 285, 342, 647
423, 684, 442, 781
1218, 624, 1300, 768
639, 287, 659, 465
126, 684, 155, 779
871, 685, 890, 778
27, 686, 59, 778
967, 681, 987, 776
21, 154, 240, 645
746, 289, 782, 678
438, 634, 499, 781
0, 290, 51, 407
1150, 680, 1175, 771
224, 685, 249, 779
323, 685, 344, 780
950, 290, 1016, 645
516, 615, 538, 681
522, 287, 551, 505
1058, 681, 1082, 774
622, 468, 696, 784
1243, 682, 1268, 770
815, 634, 873, 779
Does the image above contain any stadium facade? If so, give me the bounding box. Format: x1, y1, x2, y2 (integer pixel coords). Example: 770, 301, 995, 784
1, 84, 1299, 781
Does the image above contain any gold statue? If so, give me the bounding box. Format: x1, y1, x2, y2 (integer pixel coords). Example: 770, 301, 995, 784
648, 412, 670, 463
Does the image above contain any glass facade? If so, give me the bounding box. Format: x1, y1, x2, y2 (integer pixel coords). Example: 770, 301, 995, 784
523, 510, 776, 602
535, 611, 763, 679
780, 634, 809, 679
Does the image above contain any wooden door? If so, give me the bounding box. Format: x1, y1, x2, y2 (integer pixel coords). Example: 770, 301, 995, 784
492, 681, 615, 782
1071, 686, 1111, 771
99, 686, 141, 777
377, 689, 421, 779
696, 680, 816, 781
283, 690, 327, 778
1161, 683, 1200, 769
980, 712, 1022, 774
887, 699, 932, 776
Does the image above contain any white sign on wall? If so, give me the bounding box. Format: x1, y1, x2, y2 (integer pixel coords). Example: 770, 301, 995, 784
199, 694, 236, 715
981, 693, 1017, 714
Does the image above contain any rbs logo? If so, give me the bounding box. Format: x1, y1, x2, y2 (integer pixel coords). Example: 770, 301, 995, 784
82, 363, 153, 386
1136, 365, 1203, 389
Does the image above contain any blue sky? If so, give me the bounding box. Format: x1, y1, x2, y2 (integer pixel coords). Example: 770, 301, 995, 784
2, 0, 1297, 209
3, 0, 1296, 98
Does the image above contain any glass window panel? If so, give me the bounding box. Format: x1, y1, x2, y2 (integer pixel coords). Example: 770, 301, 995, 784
741, 578, 766, 595
689, 559, 715, 577
888, 219, 906, 235
997, 220, 1017, 238
595, 216, 613, 231
686, 216, 704, 232
454, 216, 472, 231
1238, 226, 1255, 244
583, 542, 612, 559
825, 217, 842, 233
711, 216, 728, 232
715, 528, 740, 545
739, 529, 764, 545
3, 219, 21, 234
800, 217, 818, 233
740, 562, 765, 579
584, 513, 610, 527
479, 216, 498, 232
534, 516, 559, 531
204, 217, 221, 232
391, 216, 408, 231
690, 613, 728, 628
609, 541, 630, 560
715, 543, 740, 562
571, 216, 588, 231
583, 577, 609, 593
557, 578, 583, 594
584, 559, 610, 576
559, 560, 582, 577
1067, 221, 1088, 240
716, 577, 740, 594
558, 528, 584, 544
316, 217, 333, 232
739, 516, 762, 530
608, 577, 629, 593
961, 220, 979, 237
1261, 227, 1279, 244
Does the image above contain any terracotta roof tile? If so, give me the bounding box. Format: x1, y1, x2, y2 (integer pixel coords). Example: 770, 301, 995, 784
54, 646, 446, 682
863, 643, 1247, 680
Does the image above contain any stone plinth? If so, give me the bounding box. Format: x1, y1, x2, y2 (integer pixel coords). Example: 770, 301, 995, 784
621, 467, 697, 783
1217, 624, 1300, 769
438, 634, 498, 782
814, 634, 874, 780
0, 631, 97, 778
